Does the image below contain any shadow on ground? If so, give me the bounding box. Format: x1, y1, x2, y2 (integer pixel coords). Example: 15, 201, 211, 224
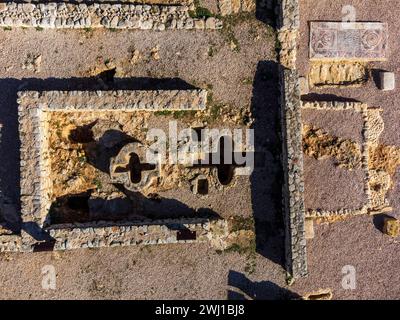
250, 60, 285, 268
227, 270, 300, 300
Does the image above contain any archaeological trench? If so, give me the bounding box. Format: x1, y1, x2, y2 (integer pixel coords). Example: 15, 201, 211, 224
0, 0, 398, 292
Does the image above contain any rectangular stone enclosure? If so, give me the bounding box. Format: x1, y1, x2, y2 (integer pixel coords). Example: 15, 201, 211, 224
310, 22, 388, 61
17, 90, 229, 252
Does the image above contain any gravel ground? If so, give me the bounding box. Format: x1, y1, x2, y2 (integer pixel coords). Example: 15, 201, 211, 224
0, 243, 289, 300
292, 0, 400, 299
304, 157, 367, 212
302, 108, 366, 211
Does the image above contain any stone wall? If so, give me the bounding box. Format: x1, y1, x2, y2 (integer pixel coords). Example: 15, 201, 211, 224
277, 0, 308, 279
18, 90, 208, 111
217, 0, 256, 16
0, 235, 21, 252
0, 2, 223, 30
47, 218, 229, 251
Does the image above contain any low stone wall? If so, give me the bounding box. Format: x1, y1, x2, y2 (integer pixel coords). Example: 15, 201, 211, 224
17, 90, 208, 111
46, 218, 229, 251
0, 2, 223, 30
0, 235, 21, 252
277, 0, 299, 70
217, 0, 256, 16
302, 101, 389, 219
278, 0, 308, 279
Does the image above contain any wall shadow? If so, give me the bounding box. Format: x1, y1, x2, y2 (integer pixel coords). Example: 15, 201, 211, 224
255, 0, 278, 28
301, 93, 361, 103
250, 60, 285, 268
227, 270, 301, 300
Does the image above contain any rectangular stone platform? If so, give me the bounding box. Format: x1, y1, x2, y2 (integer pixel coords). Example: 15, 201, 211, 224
310, 22, 388, 61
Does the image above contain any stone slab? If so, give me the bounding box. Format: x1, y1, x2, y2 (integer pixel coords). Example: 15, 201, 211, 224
310, 22, 388, 61
379, 71, 395, 91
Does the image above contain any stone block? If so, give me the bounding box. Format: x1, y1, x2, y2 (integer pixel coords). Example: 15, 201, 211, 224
303, 288, 333, 300
299, 76, 309, 94
309, 62, 368, 88
218, 0, 232, 16
379, 71, 395, 91
304, 219, 314, 239
383, 217, 400, 237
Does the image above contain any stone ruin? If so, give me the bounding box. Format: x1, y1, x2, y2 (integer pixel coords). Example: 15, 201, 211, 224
278, 0, 392, 280
0, 0, 263, 266
0, 0, 265, 255
11, 89, 244, 252
2, 0, 386, 283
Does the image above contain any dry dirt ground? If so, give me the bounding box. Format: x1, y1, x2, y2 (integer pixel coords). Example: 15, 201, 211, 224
0, 5, 299, 299
292, 0, 400, 299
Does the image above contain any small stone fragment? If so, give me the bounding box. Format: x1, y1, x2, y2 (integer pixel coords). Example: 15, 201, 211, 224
205, 17, 216, 29
130, 49, 142, 65
383, 217, 400, 237
150, 45, 160, 60
22, 54, 42, 73
303, 288, 333, 300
